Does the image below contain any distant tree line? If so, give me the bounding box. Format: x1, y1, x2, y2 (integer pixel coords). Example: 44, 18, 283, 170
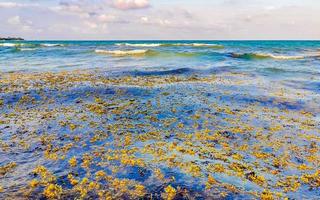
0, 37, 24, 41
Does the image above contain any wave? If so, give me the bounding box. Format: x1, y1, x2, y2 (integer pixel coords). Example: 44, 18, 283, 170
0, 43, 65, 48
95, 49, 151, 56
174, 51, 207, 57
230, 52, 320, 60
165, 43, 224, 48
94, 49, 211, 58
0, 43, 25, 47
116, 43, 161, 47
115, 43, 224, 48
19, 48, 36, 51
40, 43, 65, 47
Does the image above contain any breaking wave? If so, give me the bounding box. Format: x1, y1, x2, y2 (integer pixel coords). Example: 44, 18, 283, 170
164, 43, 224, 48
18, 48, 36, 51
230, 52, 320, 60
94, 49, 152, 56
0, 43, 25, 47
115, 43, 224, 48
94, 49, 211, 58
0, 43, 65, 48
40, 43, 65, 47
115, 43, 162, 47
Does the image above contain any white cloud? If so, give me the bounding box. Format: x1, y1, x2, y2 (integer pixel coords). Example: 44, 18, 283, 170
158, 19, 171, 26
112, 0, 150, 10
97, 14, 117, 23
0, 1, 39, 9
140, 16, 149, 23
51, 2, 90, 18
7, 15, 35, 32
84, 21, 98, 29
7, 15, 21, 25
1, 0, 320, 39
0, 2, 20, 8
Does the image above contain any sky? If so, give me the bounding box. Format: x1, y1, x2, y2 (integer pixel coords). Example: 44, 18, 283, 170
0, 0, 319, 40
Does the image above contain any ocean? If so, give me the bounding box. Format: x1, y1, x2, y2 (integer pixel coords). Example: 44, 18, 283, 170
1, 40, 320, 74
0, 40, 319, 199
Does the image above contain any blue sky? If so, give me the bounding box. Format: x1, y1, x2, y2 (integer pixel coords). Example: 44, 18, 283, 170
0, 0, 319, 40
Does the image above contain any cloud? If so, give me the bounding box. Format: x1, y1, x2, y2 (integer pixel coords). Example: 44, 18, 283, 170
97, 14, 116, 23
51, 1, 91, 18
1, 0, 320, 39
96, 14, 131, 24
7, 15, 22, 25
0, 2, 20, 8
112, 0, 150, 10
140, 16, 149, 23
8, 15, 32, 26
84, 21, 98, 29
0, 1, 39, 9
59, 1, 84, 13
7, 15, 38, 32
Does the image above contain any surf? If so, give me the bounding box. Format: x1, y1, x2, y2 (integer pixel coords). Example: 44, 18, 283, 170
21, 48, 37, 51
163, 43, 224, 48
94, 49, 211, 58
0, 43, 26, 47
229, 52, 320, 60
115, 43, 224, 48
115, 43, 162, 47
40, 43, 65, 47
94, 49, 152, 56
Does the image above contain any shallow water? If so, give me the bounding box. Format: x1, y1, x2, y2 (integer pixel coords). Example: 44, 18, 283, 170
0, 41, 319, 199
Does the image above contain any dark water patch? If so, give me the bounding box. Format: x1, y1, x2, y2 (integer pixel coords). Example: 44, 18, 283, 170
132, 68, 194, 76
117, 166, 152, 182
302, 82, 320, 92
124, 66, 234, 77
256, 67, 320, 78
210, 87, 306, 111
260, 67, 288, 73
284, 80, 320, 93
229, 52, 272, 60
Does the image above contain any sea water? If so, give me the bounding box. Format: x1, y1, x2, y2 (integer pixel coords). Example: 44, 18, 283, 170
0, 41, 319, 199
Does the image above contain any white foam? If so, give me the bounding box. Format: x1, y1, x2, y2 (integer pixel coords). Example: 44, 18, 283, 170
171, 43, 223, 47
0, 43, 19, 47
191, 43, 221, 47
267, 54, 306, 60
95, 49, 149, 56
234, 52, 320, 60
19, 48, 35, 51
259, 53, 319, 60
41, 43, 64, 47
116, 43, 161, 47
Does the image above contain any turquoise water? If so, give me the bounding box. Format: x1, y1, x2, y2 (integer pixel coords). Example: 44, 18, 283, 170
1, 40, 320, 75
0, 41, 320, 199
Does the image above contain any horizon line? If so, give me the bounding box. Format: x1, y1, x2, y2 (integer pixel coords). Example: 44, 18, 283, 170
7, 39, 320, 41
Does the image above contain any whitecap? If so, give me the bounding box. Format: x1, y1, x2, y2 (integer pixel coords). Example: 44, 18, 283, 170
116, 43, 161, 47
95, 49, 149, 56
0, 43, 20, 47
19, 48, 35, 51
40, 43, 65, 47
231, 52, 320, 60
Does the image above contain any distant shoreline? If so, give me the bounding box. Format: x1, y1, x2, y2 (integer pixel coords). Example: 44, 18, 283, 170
1, 39, 320, 42
0, 37, 24, 41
